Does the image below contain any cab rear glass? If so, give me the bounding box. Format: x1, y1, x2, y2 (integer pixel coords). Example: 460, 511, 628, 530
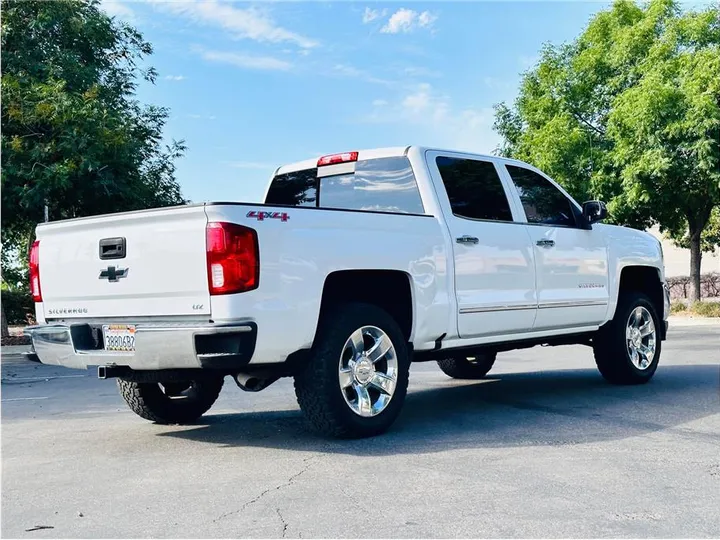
265, 156, 425, 214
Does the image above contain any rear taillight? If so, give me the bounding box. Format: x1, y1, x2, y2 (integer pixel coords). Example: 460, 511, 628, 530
29, 240, 42, 302
206, 222, 259, 295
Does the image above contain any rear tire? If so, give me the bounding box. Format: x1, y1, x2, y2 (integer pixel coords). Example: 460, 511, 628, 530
593, 291, 661, 385
294, 302, 410, 439
117, 376, 224, 424
437, 353, 497, 379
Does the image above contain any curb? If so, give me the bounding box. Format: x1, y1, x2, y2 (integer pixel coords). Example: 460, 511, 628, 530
667, 316, 720, 327
1, 345, 31, 357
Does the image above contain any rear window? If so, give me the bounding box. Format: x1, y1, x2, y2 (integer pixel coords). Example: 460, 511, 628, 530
264, 169, 317, 207
265, 156, 425, 214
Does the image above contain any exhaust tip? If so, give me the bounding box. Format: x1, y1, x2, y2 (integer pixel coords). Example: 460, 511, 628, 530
235, 374, 260, 391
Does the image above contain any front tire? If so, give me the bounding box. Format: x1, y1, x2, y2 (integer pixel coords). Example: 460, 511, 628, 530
593, 291, 661, 385
117, 376, 224, 424
437, 353, 497, 379
294, 302, 410, 439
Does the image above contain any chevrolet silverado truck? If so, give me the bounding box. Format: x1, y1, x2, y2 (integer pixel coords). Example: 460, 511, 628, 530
24, 146, 670, 438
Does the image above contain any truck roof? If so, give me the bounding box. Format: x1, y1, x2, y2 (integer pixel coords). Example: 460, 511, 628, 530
273, 145, 526, 176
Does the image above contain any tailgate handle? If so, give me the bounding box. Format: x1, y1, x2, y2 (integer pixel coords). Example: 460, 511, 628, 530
99, 237, 126, 260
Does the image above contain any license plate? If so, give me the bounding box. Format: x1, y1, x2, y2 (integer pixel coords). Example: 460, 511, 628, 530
102, 325, 136, 352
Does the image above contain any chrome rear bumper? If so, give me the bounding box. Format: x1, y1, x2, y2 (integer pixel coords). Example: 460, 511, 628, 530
23, 322, 257, 371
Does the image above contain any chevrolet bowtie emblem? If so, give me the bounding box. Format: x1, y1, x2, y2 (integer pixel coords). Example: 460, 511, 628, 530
99, 266, 128, 282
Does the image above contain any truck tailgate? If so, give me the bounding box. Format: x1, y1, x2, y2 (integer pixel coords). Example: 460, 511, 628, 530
36, 205, 211, 319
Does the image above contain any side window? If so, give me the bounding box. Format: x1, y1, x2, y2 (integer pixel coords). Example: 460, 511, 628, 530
506, 165, 577, 227
435, 156, 513, 222
319, 156, 424, 214
264, 169, 317, 207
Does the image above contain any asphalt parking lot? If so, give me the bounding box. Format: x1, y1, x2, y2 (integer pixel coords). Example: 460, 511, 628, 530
2, 320, 719, 539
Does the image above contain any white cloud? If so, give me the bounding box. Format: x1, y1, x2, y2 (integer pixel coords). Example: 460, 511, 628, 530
381, 8, 437, 34
362, 7, 387, 24
100, 0, 135, 21
381, 8, 415, 33
164, 75, 186, 81
402, 83, 432, 112
418, 11, 438, 28
403, 66, 441, 78
333, 64, 393, 86
365, 83, 500, 154
155, 1, 318, 49
372, 99, 388, 107
198, 49, 292, 71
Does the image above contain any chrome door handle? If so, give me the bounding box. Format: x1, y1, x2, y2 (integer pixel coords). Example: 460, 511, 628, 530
536, 239, 555, 248
456, 235, 479, 245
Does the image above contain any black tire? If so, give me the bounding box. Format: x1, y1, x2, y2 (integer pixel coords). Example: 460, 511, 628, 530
593, 291, 662, 385
437, 352, 497, 379
294, 302, 410, 439
117, 376, 224, 424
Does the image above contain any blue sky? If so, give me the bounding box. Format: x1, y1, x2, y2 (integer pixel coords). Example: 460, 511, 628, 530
101, 1, 617, 203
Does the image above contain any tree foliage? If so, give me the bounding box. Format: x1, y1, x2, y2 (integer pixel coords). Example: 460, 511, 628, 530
493, 0, 720, 300
1, 0, 187, 257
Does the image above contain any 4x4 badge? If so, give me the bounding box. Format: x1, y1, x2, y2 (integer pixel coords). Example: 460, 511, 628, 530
99, 266, 128, 282
247, 210, 289, 222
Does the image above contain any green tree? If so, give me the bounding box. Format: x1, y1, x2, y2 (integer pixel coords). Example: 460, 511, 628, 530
1, 0, 187, 335
671, 206, 720, 254
494, 0, 720, 301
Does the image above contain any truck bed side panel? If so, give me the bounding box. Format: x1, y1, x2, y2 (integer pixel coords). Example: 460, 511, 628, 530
204, 204, 450, 364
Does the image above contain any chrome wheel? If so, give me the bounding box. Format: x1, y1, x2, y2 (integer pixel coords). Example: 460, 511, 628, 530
338, 325, 398, 417
626, 306, 656, 370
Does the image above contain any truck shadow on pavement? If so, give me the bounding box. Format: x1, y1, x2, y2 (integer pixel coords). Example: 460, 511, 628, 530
157, 364, 720, 455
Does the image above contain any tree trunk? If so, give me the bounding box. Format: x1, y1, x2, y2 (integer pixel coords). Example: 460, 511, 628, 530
1, 265, 8, 338
688, 229, 702, 303
686, 205, 713, 304
1, 303, 9, 339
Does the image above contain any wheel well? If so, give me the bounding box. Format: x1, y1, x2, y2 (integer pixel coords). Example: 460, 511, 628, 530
317, 270, 413, 342
619, 266, 663, 318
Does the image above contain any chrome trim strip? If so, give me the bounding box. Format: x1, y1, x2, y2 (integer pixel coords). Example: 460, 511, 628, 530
137, 325, 253, 334
538, 300, 608, 309
460, 299, 609, 314
25, 323, 254, 335
459, 304, 537, 314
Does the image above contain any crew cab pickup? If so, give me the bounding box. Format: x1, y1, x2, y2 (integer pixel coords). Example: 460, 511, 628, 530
25, 146, 670, 438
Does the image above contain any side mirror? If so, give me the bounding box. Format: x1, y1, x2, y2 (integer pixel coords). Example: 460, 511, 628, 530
582, 200, 607, 225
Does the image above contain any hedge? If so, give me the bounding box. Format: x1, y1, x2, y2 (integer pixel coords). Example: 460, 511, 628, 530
1, 289, 35, 325
666, 273, 720, 300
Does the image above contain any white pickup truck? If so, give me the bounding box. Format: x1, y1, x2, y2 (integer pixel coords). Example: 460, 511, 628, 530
25, 146, 670, 438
